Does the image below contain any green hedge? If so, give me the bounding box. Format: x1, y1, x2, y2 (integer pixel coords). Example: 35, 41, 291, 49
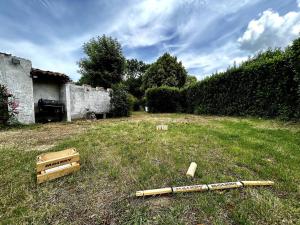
185, 40, 300, 119
146, 86, 184, 113
110, 84, 131, 117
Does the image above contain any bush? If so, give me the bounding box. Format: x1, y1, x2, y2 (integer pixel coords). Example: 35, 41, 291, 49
185, 42, 300, 120
110, 84, 131, 117
0, 84, 18, 125
127, 94, 140, 111
146, 86, 184, 113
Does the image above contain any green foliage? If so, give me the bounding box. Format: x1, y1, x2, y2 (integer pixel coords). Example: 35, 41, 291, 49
142, 53, 187, 90
78, 35, 126, 88
146, 86, 184, 113
0, 84, 18, 125
125, 59, 150, 79
124, 59, 149, 99
289, 38, 300, 118
110, 84, 131, 117
127, 94, 140, 111
184, 75, 197, 87
185, 39, 300, 120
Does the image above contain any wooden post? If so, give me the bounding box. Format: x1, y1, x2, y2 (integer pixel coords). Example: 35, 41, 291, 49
186, 162, 197, 178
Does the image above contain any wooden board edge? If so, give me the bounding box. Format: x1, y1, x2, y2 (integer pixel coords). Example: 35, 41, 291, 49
37, 162, 80, 184
36, 154, 80, 172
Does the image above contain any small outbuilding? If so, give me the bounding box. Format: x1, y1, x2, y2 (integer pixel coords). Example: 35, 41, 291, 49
0, 52, 111, 124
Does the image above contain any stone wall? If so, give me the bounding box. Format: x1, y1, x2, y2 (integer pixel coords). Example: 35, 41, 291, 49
69, 84, 111, 119
0, 53, 35, 124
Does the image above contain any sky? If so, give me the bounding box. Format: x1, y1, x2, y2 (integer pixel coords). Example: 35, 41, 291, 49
0, 0, 299, 81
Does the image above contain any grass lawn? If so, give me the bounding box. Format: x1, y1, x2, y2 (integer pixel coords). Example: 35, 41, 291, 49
0, 112, 299, 224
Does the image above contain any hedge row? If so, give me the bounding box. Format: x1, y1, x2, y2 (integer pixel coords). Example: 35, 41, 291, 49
146, 38, 300, 120
185, 43, 300, 119
146, 86, 184, 113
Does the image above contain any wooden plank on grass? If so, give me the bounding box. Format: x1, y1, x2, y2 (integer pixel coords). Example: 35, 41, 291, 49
36, 148, 79, 172
37, 162, 80, 184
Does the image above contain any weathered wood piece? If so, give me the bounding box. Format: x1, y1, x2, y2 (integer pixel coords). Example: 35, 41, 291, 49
156, 125, 168, 130
207, 181, 243, 190
173, 184, 208, 193
241, 180, 274, 186
36, 148, 80, 184
136, 187, 172, 197
186, 162, 197, 178
135, 180, 274, 197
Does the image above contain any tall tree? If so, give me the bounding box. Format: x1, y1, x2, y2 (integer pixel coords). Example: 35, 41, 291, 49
142, 53, 187, 90
124, 59, 150, 98
184, 75, 197, 87
125, 59, 150, 79
78, 35, 126, 88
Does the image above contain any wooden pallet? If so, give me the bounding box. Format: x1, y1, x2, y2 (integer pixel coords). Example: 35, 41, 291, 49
36, 148, 80, 184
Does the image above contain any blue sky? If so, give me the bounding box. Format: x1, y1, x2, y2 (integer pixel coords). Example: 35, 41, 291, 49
0, 0, 299, 81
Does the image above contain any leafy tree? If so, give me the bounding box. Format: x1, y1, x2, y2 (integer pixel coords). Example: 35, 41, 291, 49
184, 75, 197, 87
142, 53, 187, 90
124, 59, 150, 98
125, 59, 150, 79
78, 35, 126, 88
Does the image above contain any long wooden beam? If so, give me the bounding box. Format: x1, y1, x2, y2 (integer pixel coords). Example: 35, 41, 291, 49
136, 181, 274, 197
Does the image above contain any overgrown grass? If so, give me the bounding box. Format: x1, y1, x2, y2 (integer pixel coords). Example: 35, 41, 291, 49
0, 112, 299, 224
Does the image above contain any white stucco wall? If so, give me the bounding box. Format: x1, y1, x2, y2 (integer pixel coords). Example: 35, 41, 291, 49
69, 84, 110, 119
0, 53, 35, 124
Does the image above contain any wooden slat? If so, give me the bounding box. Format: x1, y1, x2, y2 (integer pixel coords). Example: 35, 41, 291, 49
37, 148, 77, 162
36, 148, 79, 172
37, 162, 80, 184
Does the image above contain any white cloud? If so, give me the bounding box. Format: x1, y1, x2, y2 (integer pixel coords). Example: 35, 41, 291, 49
1, 0, 299, 81
112, 0, 259, 48
238, 9, 300, 51
0, 38, 84, 80
110, 0, 181, 47
298, 0, 300, 7
177, 42, 248, 78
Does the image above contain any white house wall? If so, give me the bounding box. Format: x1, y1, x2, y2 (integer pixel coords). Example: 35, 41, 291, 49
0, 53, 35, 124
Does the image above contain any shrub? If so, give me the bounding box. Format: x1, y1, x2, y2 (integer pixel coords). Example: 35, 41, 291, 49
127, 94, 140, 111
0, 84, 19, 125
146, 86, 184, 113
110, 84, 131, 117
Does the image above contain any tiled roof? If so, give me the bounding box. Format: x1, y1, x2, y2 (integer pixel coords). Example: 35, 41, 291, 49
31, 68, 71, 83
